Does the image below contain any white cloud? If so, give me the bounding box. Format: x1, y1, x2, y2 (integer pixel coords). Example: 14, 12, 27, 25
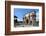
17, 18, 23, 21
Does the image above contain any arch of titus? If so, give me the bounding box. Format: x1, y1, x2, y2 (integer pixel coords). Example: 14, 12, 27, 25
23, 11, 36, 25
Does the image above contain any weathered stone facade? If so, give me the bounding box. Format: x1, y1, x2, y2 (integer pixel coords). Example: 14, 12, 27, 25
23, 11, 36, 25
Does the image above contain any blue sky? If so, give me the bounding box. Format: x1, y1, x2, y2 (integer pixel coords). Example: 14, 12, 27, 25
14, 8, 39, 21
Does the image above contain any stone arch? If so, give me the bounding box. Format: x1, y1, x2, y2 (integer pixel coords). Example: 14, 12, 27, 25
23, 11, 36, 25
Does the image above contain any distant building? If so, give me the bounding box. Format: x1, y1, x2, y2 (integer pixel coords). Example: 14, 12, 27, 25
23, 11, 36, 25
